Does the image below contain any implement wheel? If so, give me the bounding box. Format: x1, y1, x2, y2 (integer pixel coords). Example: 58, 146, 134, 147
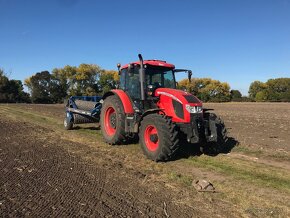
64, 117, 73, 130
100, 95, 126, 144
139, 114, 180, 162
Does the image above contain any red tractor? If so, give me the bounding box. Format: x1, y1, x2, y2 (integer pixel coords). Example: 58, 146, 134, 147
99, 54, 227, 161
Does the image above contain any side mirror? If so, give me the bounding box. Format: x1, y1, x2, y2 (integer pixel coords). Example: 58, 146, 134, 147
188, 70, 192, 82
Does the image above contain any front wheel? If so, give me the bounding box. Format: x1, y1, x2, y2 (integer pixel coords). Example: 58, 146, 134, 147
139, 114, 180, 162
203, 113, 228, 155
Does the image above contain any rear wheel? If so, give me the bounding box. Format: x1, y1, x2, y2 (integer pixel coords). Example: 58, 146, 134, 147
139, 114, 180, 161
100, 95, 126, 144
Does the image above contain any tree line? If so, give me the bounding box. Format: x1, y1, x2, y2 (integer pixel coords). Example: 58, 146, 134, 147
177, 78, 248, 102
1, 65, 289, 103
24, 64, 119, 103
248, 78, 290, 102
178, 77, 290, 102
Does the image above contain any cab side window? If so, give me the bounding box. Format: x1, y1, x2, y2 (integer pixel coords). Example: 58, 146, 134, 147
120, 69, 127, 90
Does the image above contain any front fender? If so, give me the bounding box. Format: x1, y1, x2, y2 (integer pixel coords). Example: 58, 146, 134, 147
140, 108, 164, 120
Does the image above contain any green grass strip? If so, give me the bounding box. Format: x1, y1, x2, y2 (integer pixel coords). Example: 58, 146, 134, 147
186, 156, 290, 192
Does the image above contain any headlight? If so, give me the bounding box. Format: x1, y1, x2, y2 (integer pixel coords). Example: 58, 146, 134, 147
185, 104, 203, 113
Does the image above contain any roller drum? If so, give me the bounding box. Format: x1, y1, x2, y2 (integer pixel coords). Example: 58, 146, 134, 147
73, 114, 95, 124
75, 100, 97, 111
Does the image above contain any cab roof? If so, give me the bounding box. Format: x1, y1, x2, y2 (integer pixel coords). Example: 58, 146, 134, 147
121, 60, 175, 70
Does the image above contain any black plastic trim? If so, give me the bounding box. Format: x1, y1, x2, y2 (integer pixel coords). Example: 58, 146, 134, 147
172, 99, 184, 119
183, 95, 200, 103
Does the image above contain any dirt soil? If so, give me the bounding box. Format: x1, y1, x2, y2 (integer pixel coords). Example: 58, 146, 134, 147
205, 102, 290, 153
18, 102, 290, 155
1, 102, 290, 217
0, 118, 199, 217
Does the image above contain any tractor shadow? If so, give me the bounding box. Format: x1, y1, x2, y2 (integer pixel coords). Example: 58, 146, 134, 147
72, 126, 100, 131
174, 137, 239, 160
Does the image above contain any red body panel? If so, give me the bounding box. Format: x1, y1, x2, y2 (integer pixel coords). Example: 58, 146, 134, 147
155, 88, 202, 123
121, 60, 175, 70
110, 87, 202, 123
111, 89, 134, 114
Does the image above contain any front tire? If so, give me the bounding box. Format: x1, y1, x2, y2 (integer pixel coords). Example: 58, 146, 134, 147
139, 114, 180, 162
100, 95, 126, 144
203, 113, 228, 155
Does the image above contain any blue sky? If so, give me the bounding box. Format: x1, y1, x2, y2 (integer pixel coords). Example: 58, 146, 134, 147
1, 0, 290, 95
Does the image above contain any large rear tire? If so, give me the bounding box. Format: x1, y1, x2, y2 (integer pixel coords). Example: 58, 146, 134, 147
139, 114, 180, 162
100, 95, 127, 144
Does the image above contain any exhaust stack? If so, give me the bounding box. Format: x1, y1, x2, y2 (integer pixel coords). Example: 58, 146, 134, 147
138, 54, 146, 101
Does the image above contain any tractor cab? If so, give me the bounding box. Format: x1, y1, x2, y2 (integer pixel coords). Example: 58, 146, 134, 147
118, 59, 192, 111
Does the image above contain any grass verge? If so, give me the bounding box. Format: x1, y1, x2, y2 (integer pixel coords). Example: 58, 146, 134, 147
185, 155, 290, 192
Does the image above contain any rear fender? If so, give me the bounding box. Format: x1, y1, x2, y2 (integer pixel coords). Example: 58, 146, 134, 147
102, 90, 134, 114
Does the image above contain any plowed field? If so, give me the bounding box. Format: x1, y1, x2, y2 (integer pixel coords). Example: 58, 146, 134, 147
0, 102, 289, 217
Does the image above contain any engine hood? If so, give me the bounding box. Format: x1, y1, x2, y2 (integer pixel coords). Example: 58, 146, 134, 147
154, 88, 202, 123
155, 88, 202, 106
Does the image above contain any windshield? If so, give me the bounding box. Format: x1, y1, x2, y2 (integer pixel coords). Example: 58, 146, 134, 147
146, 67, 176, 89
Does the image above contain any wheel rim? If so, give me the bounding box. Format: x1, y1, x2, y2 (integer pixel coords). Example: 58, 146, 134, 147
144, 125, 159, 151
104, 106, 116, 136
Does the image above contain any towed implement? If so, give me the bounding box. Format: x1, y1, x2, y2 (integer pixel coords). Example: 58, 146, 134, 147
64, 96, 102, 130
64, 54, 227, 161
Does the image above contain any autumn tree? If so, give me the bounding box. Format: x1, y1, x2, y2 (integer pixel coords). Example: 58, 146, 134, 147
98, 70, 119, 95
178, 78, 231, 102
266, 78, 290, 101
230, 90, 242, 101
74, 64, 101, 96
51, 64, 101, 96
248, 78, 290, 102
248, 81, 268, 100
51, 65, 74, 98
